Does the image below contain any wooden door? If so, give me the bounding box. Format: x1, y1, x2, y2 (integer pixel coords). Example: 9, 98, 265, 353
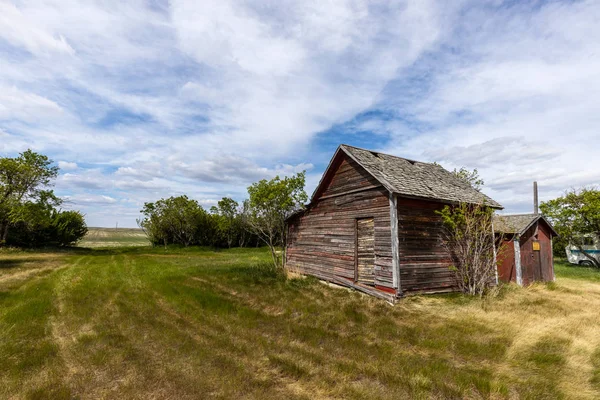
356, 218, 375, 285
522, 246, 540, 285
533, 249, 541, 281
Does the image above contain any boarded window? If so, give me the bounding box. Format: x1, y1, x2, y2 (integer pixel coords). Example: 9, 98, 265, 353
356, 218, 375, 285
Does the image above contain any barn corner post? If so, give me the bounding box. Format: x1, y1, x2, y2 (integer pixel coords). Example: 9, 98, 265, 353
514, 236, 523, 286
551, 235, 555, 281
283, 223, 290, 268
353, 218, 358, 283
491, 217, 499, 285
389, 192, 401, 296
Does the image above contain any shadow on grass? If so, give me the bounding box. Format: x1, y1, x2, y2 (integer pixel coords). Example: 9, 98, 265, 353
226, 262, 286, 283
0, 259, 31, 269
0, 245, 264, 271
413, 283, 519, 306
1, 244, 270, 258
0, 247, 93, 270
510, 335, 571, 398
74, 245, 272, 258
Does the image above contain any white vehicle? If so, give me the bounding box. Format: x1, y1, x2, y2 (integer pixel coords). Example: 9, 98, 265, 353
566, 235, 600, 266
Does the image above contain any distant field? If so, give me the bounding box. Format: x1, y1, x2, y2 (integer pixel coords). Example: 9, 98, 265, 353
78, 227, 150, 247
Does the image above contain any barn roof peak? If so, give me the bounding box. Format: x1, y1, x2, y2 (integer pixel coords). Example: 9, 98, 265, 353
318, 144, 502, 208
493, 214, 558, 236
340, 144, 423, 165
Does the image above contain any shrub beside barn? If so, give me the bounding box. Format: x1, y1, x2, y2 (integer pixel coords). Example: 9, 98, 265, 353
285, 144, 502, 301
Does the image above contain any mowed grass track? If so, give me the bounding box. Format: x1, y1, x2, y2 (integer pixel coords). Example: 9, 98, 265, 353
78, 227, 150, 248
1, 248, 600, 399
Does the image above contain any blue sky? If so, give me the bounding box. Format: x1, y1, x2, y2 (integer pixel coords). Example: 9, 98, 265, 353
1, 0, 599, 227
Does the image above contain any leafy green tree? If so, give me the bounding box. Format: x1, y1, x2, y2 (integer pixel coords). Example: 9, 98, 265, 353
195, 208, 218, 247
437, 203, 498, 296
217, 197, 238, 218
138, 201, 169, 247
52, 210, 88, 246
7, 190, 61, 246
452, 167, 484, 191
138, 195, 214, 247
0, 150, 59, 245
540, 188, 600, 268
236, 200, 251, 247
138, 194, 260, 249
246, 172, 307, 268
7, 191, 87, 247
432, 163, 483, 191
211, 197, 239, 248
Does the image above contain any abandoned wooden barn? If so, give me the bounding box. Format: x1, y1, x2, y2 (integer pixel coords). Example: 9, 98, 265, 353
494, 214, 557, 286
285, 144, 502, 301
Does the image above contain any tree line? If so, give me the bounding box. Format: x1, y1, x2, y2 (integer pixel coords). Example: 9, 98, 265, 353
138, 172, 307, 267
138, 196, 260, 249
0, 150, 87, 247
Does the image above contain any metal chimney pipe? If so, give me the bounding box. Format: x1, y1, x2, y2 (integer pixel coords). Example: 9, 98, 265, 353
533, 181, 539, 215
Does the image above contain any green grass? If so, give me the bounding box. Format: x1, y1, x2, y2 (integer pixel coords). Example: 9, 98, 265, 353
1, 247, 600, 399
78, 227, 150, 248
554, 257, 600, 282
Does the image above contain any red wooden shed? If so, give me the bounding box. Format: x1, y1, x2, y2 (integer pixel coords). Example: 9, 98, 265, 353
285, 144, 503, 301
494, 214, 558, 286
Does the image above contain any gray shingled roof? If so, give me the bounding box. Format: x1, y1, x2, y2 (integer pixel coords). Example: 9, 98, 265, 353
493, 214, 537, 234
339, 144, 503, 208
493, 214, 558, 236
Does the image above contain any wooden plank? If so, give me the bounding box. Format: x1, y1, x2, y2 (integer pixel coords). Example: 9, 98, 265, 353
319, 158, 382, 199
329, 275, 396, 302
319, 185, 383, 200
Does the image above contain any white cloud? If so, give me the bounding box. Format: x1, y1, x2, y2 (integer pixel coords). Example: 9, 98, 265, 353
59, 171, 106, 190
172, 155, 313, 183
0, 1, 74, 56
423, 137, 562, 169
58, 161, 78, 171
0, 86, 63, 120
63, 194, 117, 205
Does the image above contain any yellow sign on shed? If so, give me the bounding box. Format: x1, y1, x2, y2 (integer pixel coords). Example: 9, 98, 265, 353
532, 241, 541, 251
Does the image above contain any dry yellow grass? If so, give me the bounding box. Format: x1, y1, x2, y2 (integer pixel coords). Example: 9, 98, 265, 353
402, 280, 600, 399
0, 250, 65, 290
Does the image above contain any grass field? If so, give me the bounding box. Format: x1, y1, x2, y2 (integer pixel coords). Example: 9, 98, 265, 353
78, 227, 150, 248
1, 246, 600, 400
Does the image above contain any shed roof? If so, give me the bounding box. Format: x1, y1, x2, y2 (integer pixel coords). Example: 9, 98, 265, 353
326, 144, 502, 208
493, 214, 558, 236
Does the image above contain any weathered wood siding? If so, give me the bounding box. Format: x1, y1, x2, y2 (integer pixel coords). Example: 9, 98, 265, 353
519, 221, 554, 285
286, 155, 394, 292
356, 218, 375, 284
319, 157, 381, 198
496, 237, 516, 283
397, 198, 457, 293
